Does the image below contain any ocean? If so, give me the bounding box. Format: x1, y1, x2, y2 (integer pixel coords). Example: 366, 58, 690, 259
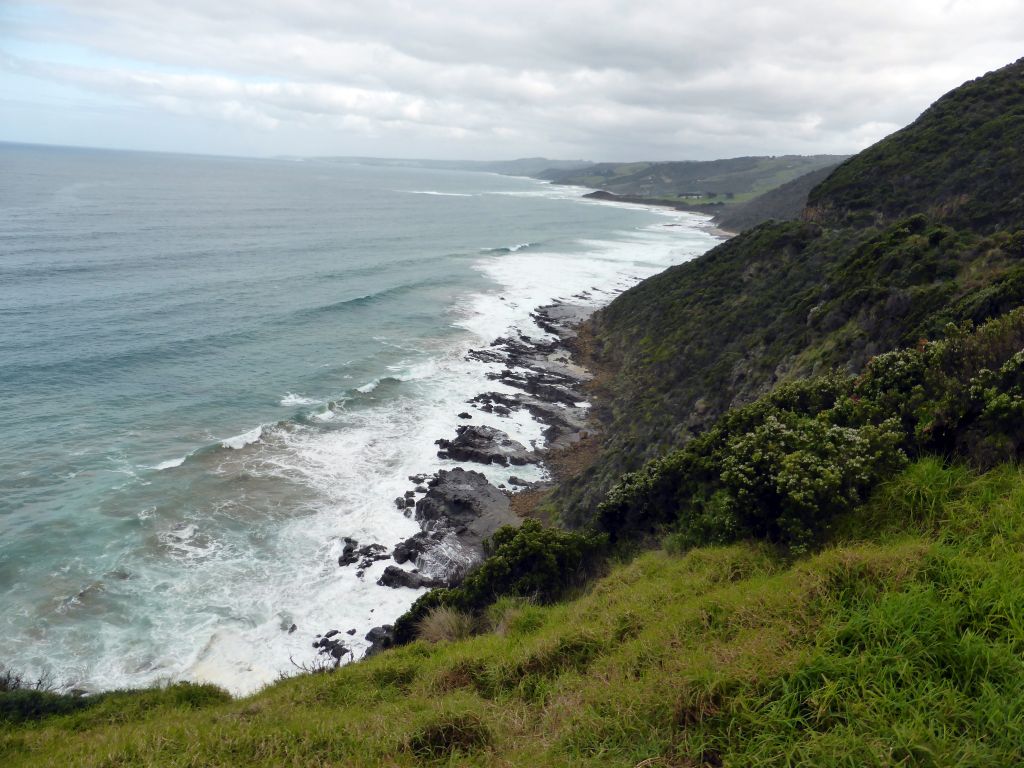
0, 143, 720, 694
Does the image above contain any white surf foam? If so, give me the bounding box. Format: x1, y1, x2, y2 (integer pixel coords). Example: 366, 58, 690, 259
280, 393, 321, 407
154, 456, 186, 470
221, 426, 264, 450
403, 190, 474, 197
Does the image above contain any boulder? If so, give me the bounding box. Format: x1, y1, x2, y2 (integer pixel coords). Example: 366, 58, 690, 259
364, 624, 395, 658
435, 425, 537, 467
415, 467, 521, 556
377, 565, 445, 589
392, 530, 445, 564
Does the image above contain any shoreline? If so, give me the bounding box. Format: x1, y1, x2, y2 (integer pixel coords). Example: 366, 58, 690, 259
337, 299, 605, 659
3, 169, 725, 694
571, 188, 738, 238
344, 222, 728, 660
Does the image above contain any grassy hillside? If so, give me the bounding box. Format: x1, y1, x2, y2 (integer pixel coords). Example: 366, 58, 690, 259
4, 458, 1024, 767
714, 163, 839, 232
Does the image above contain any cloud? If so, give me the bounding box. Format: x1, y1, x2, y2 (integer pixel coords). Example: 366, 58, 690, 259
3, 0, 1023, 158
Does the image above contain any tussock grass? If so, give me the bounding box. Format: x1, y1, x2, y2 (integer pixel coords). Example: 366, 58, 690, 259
5, 459, 1024, 766
416, 606, 477, 644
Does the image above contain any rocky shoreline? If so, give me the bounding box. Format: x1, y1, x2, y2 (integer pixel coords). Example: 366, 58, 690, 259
313, 301, 597, 662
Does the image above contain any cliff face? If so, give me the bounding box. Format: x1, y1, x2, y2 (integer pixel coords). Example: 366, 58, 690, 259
557, 58, 1024, 526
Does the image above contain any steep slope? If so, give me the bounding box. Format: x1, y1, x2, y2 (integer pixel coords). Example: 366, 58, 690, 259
558, 58, 1024, 523
714, 163, 839, 232
808, 58, 1024, 231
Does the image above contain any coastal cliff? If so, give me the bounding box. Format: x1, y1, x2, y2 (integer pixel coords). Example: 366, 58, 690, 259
6, 57, 1024, 767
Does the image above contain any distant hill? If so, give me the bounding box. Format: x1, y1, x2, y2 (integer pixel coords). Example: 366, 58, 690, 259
713, 163, 840, 232
539, 154, 847, 206
321, 156, 593, 177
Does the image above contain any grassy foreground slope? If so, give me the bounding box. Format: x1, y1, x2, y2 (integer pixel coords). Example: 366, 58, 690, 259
4, 459, 1024, 767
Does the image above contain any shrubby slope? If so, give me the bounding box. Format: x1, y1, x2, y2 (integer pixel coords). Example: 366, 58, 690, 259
558, 57, 1024, 523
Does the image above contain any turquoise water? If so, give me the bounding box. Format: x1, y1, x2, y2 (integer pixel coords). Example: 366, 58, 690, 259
0, 143, 719, 693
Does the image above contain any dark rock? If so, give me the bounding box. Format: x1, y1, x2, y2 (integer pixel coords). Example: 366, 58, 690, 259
458, 411, 473, 419
408, 474, 429, 484
288, 623, 297, 634
404, 490, 416, 498
392, 530, 444, 564
435, 425, 537, 467
346, 628, 356, 636
364, 624, 395, 658
405, 497, 416, 508
377, 565, 445, 589
340, 541, 389, 569
338, 537, 359, 566
414, 467, 521, 557
313, 633, 352, 665
323, 629, 340, 639
414, 485, 428, 493
394, 496, 406, 510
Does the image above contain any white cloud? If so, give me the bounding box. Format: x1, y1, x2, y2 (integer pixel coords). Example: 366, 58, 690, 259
3, 0, 1022, 158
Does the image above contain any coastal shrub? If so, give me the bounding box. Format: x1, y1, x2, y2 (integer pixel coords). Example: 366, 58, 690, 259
393, 520, 607, 644
600, 309, 1024, 551
962, 350, 1024, 466
416, 607, 477, 644
0, 690, 90, 724
0, 666, 54, 693
0, 666, 91, 724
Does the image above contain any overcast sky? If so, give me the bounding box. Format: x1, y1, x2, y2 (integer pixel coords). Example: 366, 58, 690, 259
1, 1, 1022, 161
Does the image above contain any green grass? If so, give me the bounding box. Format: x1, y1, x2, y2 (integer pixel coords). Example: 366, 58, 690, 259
5, 459, 1024, 766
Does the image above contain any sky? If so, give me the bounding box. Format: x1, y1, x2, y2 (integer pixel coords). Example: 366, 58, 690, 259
1, 1, 1022, 161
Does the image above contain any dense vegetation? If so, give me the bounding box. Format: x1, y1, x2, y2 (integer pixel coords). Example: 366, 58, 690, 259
599, 309, 1024, 550
5, 58, 1024, 767
559, 58, 1024, 523
809, 60, 1024, 232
